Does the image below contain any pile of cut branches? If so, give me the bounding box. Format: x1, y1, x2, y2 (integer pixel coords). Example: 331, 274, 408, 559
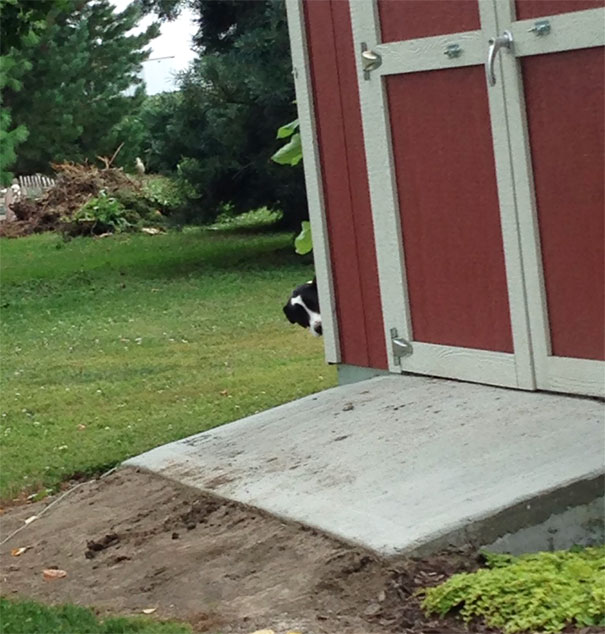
1, 161, 146, 238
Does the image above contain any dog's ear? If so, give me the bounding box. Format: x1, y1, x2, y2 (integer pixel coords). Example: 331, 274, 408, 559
283, 302, 297, 324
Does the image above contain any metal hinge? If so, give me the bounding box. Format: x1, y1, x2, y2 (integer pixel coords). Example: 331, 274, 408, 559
390, 328, 413, 365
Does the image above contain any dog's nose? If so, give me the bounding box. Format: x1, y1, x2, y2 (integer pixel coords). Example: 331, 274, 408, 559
315, 324, 323, 336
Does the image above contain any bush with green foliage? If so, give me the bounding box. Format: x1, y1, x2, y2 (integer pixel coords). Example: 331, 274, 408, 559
112, 188, 159, 224
136, 92, 186, 175
112, 182, 173, 223
422, 546, 605, 633
209, 206, 283, 232
134, 0, 307, 229
71, 183, 179, 235
72, 191, 132, 235
141, 175, 186, 212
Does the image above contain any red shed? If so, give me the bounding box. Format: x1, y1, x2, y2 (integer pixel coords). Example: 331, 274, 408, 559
286, 0, 604, 398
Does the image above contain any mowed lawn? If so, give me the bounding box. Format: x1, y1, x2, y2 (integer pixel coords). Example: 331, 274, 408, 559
0, 598, 192, 634
0, 229, 336, 500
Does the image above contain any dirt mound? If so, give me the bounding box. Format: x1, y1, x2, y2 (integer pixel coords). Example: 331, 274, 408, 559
1, 470, 599, 634
1, 162, 141, 238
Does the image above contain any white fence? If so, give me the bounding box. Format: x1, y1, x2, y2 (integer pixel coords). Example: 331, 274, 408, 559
0, 174, 56, 220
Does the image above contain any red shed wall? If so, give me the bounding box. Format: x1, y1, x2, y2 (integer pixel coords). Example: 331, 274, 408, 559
303, 0, 387, 370
384, 66, 514, 352
522, 45, 604, 360
302, 0, 604, 371
515, 0, 604, 19
378, 0, 480, 42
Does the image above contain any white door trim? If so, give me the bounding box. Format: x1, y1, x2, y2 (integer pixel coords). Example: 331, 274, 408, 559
376, 30, 485, 75
480, 0, 536, 390
349, 0, 412, 374
494, 0, 605, 398
285, 0, 340, 363
398, 344, 518, 386
511, 8, 605, 57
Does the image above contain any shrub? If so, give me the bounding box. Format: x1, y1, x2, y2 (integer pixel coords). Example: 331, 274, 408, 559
209, 206, 283, 232
113, 188, 158, 221
141, 175, 186, 212
71, 190, 132, 235
422, 546, 605, 633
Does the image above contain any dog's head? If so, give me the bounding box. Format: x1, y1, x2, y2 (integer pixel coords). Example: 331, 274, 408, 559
283, 278, 322, 337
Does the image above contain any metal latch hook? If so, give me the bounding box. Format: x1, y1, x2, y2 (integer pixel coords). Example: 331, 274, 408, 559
361, 42, 382, 79
390, 328, 413, 365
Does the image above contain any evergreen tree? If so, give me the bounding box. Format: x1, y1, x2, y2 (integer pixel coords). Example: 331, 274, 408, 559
0, 54, 29, 184
139, 0, 306, 227
6, 1, 159, 174
0, 0, 74, 183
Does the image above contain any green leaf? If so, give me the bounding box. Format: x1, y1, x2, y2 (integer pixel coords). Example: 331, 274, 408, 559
294, 220, 312, 255
276, 118, 299, 139
271, 132, 302, 166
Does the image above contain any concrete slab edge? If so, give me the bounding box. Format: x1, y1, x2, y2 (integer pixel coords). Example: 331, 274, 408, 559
403, 472, 605, 557
120, 464, 381, 557
121, 460, 604, 558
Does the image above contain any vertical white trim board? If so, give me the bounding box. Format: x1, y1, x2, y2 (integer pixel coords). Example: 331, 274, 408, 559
285, 0, 340, 363
349, 0, 412, 373
479, 0, 536, 389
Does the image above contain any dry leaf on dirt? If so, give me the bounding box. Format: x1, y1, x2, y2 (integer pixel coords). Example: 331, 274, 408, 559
11, 547, 30, 557
24, 515, 38, 525
43, 569, 67, 580
248, 630, 275, 634
141, 608, 157, 614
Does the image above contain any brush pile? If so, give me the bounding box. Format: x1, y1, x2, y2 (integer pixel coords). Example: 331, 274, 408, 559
1, 162, 160, 238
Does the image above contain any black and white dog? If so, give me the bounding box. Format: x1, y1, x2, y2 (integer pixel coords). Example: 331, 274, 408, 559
283, 278, 322, 337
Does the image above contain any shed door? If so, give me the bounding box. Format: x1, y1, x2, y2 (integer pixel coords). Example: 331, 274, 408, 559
350, 0, 531, 389
349, 0, 604, 396
495, 0, 604, 397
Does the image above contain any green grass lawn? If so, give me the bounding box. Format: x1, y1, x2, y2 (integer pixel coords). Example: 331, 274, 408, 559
0, 229, 336, 500
0, 598, 192, 634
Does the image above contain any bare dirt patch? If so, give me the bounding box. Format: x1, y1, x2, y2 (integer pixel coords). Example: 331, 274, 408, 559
0, 469, 599, 634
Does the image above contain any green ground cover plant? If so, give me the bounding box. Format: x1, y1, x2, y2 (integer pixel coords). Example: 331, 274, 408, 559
422, 546, 605, 633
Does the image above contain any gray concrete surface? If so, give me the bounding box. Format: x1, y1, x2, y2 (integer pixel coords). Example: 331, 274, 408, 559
486, 495, 604, 555
337, 363, 390, 386
125, 375, 605, 556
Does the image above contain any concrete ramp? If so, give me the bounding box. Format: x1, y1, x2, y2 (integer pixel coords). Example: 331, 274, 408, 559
125, 375, 604, 556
